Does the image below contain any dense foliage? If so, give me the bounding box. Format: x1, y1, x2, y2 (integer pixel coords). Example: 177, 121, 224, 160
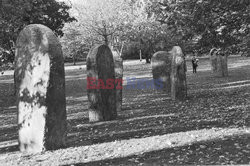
1, 0, 250, 65
154, 0, 250, 54
0, 0, 75, 65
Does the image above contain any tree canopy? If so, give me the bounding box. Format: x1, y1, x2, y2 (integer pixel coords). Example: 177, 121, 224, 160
154, 0, 250, 54
61, 0, 148, 60
0, 0, 75, 64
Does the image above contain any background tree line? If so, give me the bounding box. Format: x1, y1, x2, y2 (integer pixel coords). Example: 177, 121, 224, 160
1, 0, 250, 66
61, 0, 250, 63
0, 0, 75, 68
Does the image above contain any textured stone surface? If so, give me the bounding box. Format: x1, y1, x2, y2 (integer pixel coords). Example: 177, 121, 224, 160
112, 51, 123, 112
170, 46, 187, 100
217, 54, 228, 77
151, 47, 187, 100
87, 45, 117, 122
210, 48, 218, 73
210, 48, 228, 77
14, 24, 66, 153
151, 51, 172, 92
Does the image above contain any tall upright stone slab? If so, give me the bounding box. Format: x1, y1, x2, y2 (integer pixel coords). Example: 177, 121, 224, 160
87, 45, 117, 122
14, 24, 66, 153
210, 48, 228, 77
217, 53, 228, 77
151, 51, 172, 92
170, 46, 187, 100
112, 51, 123, 112
210, 48, 218, 73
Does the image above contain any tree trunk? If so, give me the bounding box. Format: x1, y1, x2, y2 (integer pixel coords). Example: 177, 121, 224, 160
104, 35, 109, 46
119, 42, 124, 57
139, 50, 142, 61
73, 54, 76, 65
13, 70, 16, 96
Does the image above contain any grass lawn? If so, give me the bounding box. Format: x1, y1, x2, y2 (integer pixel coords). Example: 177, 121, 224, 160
0, 56, 249, 165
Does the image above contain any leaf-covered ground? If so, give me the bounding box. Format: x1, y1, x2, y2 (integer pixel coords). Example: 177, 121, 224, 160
0, 56, 250, 165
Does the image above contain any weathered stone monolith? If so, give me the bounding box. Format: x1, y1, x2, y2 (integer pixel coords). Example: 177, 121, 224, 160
151, 51, 172, 92
87, 45, 117, 122
210, 48, 218, 73
210, 48, 228, 77
170, 46, 187, 100
217, 53, 228, 77
14, 24, 66, 153
112, 51, 123, 112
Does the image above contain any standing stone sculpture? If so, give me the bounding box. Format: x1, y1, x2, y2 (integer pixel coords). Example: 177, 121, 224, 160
210, 48, 228, 77
151, 46, 187, 100
87, 45, 117, 122
151, 51, 172, 92
112, 51, 123, 112
217, 51, 228, 77
170, 46, 187, 100
210, 48, 218, 73
14, 24, 66, 153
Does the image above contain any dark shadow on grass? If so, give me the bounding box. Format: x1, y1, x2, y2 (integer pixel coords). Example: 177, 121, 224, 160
66, 115, 227, 149
0, 144, 18, 154
0, 126, 18, 142
66, 134, 250, 166
0, 83, 15, 108
1, 58, 250, 157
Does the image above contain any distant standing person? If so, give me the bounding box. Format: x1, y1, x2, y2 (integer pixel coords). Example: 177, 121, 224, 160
191, 54, 199, 73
